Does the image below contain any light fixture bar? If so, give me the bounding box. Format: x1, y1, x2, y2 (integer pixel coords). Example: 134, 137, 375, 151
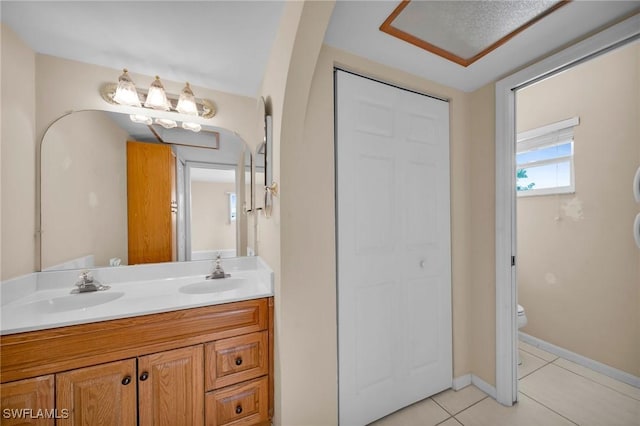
100, 82, 217, 118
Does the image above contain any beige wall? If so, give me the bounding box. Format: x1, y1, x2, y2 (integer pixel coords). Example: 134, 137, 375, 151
516, 43, 640, 376
0, 43, 260, 280
41, 111, 128, 268
3, 12, 500, 423
269, 35, 478, 421
259, 2, 337, 424
191, 181, 236, 252
1, 24, 36, 280
469, 83, 498, 385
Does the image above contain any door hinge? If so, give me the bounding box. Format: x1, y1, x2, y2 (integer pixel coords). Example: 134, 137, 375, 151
511, 256, 516, 267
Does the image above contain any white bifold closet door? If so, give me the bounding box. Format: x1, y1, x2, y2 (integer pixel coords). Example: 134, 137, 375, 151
336, 70, 452, 426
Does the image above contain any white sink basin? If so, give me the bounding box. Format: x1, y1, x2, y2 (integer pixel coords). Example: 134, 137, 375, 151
179, 277, 249, 295
23, 291, 125, 314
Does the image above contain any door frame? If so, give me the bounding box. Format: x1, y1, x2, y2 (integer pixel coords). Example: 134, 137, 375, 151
494, 14, 640, 406
184, 161, 238, 261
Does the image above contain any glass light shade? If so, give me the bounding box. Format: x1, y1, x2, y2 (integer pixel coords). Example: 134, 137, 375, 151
113, 69, 141, 107
155, 118, 177, 129
182, 122, 202, 132
129, 114, 152, 125
176, 82, 199, 116
144, 76, 171, 110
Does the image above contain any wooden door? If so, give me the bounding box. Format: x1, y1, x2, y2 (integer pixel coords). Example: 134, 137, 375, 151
336, 70, 452, 425
127, 141, 176, 264
138, 345, 204, 426
0, 375, 55, 425
56, 359, 136, 426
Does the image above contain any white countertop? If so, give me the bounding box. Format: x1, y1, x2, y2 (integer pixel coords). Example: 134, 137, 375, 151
0, 257, 274, 335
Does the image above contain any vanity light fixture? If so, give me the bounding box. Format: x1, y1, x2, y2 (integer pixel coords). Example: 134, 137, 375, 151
101, 69, 217, 132
176, 82, 202, 132
130, 114, 152, 125
144, 76, 171, 110
182, 122, 202, 132
113, 69, 141, 107
176, 82, 198, 115
155, 118, 177, 129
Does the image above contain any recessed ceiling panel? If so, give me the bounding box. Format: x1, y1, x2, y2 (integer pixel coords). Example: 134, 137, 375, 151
381, 0, 569, 67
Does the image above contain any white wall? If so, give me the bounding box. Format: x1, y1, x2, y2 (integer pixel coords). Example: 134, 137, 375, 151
1, 24, 36, 280
516, 42, 640, 376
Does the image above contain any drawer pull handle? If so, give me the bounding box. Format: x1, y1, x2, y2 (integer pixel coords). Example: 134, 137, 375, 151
121, 376, 132, 386
235, 357, 243, 366
235, 405, 243, 415
139, 372, 149, 381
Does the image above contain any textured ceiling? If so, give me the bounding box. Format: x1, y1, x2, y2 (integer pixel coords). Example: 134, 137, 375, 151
1, 1, 638, 96
325, 1, 639, 92
385, 0, 563, 65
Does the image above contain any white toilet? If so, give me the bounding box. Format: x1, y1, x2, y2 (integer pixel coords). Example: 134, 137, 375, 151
517, 304, 527, 365
517, 304, 528, 329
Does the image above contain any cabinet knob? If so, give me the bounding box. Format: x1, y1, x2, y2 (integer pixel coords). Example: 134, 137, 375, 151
235, 405, 243, 415
121, 376, 132, 386
235, 357, 243, 366
139, 372, 149, 381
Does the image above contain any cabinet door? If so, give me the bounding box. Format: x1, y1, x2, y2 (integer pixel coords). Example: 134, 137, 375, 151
139, 345, 204, 426
0, 375, 54, 426
56, 359, 136, 426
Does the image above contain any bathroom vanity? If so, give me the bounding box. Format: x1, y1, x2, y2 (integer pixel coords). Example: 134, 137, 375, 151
0, 258, 274, 426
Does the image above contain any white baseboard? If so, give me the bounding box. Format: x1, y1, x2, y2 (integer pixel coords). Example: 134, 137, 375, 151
519, 332, 640, 389
452, 374, 471, 390
471, 374, 497, 399
452, 374, 497, 400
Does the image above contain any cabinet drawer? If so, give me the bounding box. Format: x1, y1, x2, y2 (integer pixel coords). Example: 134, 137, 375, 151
205, 377, 268, 426
205, 332, 268, 390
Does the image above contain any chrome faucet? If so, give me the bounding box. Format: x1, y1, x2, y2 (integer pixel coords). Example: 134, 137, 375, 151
71, 270, 110, 293
206, 254, 230, 280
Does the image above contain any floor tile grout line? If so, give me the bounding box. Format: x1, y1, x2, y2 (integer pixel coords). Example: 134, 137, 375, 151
519, 389, 580, 426
449, 395, 490, 420
550, 360, 640, 402
434, 415, 454, 426
432, 392, 489, 418
518, 357, 553, 380
431, 396, 452, 415
520, 341, 640, 401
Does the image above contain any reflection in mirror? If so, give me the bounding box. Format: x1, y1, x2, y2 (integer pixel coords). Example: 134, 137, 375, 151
186, 163, 236, 260
254, 96, 273, 215
40, 110, 253, 271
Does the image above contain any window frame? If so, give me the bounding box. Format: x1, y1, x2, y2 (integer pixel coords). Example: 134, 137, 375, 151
516, 117, 578, 197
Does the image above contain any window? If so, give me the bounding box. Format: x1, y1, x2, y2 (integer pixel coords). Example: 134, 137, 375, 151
228, 192, 237, 222
516, 117, 578, 196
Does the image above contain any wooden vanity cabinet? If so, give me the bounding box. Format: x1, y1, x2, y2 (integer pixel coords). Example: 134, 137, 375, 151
0, 375, 55, 426
0, 298, 273, 426
56, 359, 137, 426
138, 345, 204, 426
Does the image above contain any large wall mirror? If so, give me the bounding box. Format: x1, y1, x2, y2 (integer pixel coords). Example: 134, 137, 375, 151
40, 110, 253, 271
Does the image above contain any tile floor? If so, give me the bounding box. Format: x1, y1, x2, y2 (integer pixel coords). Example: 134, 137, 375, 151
369, 341, 640, 426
